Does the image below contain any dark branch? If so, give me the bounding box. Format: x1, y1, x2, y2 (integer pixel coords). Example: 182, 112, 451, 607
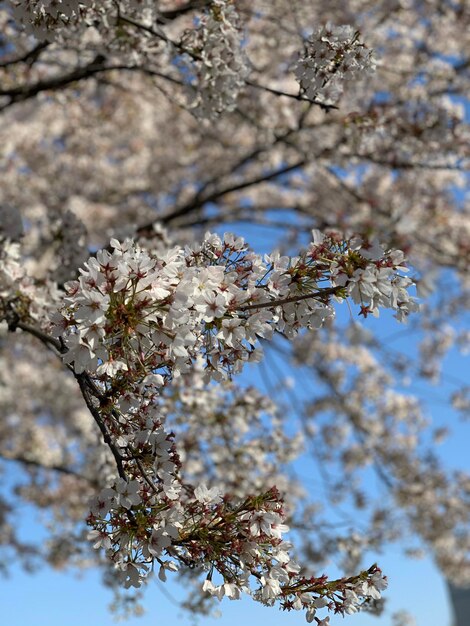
157, 0, 211, 22
150, 159, 306, 228
0, 56, 183, 110
75, 374, 127, 481
246, 79, 339, 112
0, 452, 95, 484
0, 41, 49, 68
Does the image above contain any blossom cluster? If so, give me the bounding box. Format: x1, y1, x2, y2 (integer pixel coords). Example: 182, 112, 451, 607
89, 454, 387, 621
330, 238, 419, 322
55, 232, 416, 382
294, 24, 375, 105
0, 238, 60, 325
181, 0, 250, 118
9, 0, 91, 40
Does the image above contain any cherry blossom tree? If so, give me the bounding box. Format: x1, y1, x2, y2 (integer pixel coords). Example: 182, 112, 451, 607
0, 1, 469, 624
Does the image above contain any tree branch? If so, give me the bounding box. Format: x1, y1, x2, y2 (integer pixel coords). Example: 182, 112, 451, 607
246, 79, 339, 111
155, 159, 306, 226
75, 374, 127, 482
0, 41, 49, 68
0, 57, 183, 110
239, 286, 344, 312
0, 451, 95, 485
157, 0, 211, 22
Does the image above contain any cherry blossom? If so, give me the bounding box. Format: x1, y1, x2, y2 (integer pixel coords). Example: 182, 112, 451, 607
294, 24, 375, 105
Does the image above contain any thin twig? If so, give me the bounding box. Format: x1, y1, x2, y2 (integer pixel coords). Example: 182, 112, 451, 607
239, 286, 343, 312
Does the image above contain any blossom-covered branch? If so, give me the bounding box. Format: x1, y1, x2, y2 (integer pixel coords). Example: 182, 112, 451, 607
5, 230, 410, 620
